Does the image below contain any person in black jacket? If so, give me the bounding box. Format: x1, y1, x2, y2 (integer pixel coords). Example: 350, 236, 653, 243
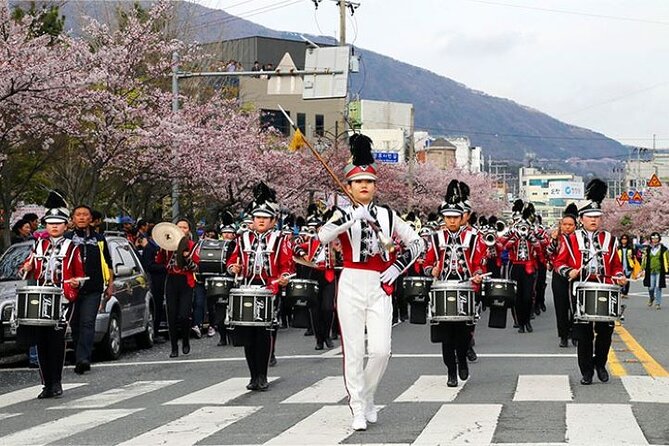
140, 225, 167, 343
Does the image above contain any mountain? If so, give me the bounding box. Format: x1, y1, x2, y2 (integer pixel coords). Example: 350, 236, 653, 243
14, 0, 627, 165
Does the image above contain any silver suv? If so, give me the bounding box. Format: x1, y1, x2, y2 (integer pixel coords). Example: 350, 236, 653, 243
0, 236, 154, 360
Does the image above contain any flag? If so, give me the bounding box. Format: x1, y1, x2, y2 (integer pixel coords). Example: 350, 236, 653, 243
288, 128, 307, 152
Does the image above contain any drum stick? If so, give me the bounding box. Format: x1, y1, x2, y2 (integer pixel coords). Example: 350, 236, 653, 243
460, 272, 492, 283
65, 276, 90, 284
271, 273, 296, 285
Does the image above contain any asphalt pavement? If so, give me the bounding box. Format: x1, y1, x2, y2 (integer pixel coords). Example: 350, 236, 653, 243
0, 279, 668, 445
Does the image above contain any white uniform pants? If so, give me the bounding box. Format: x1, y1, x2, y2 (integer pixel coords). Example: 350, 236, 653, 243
337, 268, 392, 416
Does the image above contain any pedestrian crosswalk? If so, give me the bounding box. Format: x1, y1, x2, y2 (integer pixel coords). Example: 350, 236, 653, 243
1, 375, 668, 445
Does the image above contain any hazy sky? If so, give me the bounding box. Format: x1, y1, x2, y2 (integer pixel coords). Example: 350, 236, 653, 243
191, 0, 669, 148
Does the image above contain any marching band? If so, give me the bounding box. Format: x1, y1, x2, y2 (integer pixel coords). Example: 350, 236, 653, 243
11, 134, 630, 434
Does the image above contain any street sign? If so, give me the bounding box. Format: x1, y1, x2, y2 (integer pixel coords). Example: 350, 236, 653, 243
628, 190, 643, 205
302, 47, 350, 100
619, 191, 630, 202
648, 173, 662, 187
373, 151, 399, 164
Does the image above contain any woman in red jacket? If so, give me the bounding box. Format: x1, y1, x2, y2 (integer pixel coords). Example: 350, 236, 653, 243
156, 218, 200, 358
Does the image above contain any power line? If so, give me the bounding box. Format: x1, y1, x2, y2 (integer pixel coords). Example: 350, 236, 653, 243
191, 0, 305, 31
560, 81, 669, 117
461, 0, 669, 26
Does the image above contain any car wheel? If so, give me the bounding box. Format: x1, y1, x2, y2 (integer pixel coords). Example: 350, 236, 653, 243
102, 312, 122, 360
136, 306, 154, 349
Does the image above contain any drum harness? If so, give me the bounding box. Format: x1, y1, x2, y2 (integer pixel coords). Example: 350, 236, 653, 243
32, 237, 74, 328
435, 229, 479, 317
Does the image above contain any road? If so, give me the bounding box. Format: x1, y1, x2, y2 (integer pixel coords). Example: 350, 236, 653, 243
0, 279, 668, 445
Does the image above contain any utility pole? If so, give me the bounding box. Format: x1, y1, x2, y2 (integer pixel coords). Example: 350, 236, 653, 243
171, 51, 180, 221
339, 0, 346, 46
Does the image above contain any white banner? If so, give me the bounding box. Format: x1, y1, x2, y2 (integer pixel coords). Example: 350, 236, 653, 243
548, 181, 584, 199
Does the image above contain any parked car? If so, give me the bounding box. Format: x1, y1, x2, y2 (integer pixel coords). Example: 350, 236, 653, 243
0, 236, 154, 359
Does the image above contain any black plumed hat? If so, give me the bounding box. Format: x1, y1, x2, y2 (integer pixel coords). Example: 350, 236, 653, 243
42, 190, 70, 224
344, 133, 377, 181
563, 203, 578, 219
579, 179, 607, 216
439, 180, 466, 216
250, 182, 279, 218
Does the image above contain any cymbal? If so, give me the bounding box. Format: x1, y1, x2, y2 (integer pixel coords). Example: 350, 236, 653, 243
153, 222, 184, 252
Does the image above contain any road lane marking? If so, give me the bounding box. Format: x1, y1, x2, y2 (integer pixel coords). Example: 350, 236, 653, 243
0, 353, 580, 372
0, 408, 141, 446
264, 405, 380, 445
281, 376, 347, 404
0, 413, 20, 421
513, 375, 572, 401
412, 404, 502, 445
320, 346, 342, 357
394, 375, 465, 402
608, 346, 627, 377
164, 377, 278, 405
116, 406, 261, 446
621, 376, 669, 403
615, 325, 669, 377
0, 383, 87, 409
566, 404, 648, 445
49, 380, 180, 409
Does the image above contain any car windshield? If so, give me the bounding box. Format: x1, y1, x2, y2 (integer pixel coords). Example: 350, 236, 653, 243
0, 243, 32, 281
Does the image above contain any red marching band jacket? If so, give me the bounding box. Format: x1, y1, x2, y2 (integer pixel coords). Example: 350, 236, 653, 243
156, 239, 200, 288
294, 237, 337, 283
500, 231, 545, 275
553, 229, 623, 284
422, 227, 488, 291
226, 230, 294, 295
23, 238, 85, 302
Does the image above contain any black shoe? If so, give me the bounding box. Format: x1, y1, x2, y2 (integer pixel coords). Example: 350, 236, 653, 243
324, 338, 334, 348
572, 338, 578, 347
595, 366, 610, 383
257, 375, 269, 391
559, 337, 568, 348
169, 348, 179, 358
52, 383, 63, 398
280, 322, 288, 329
518, 325, 525, 333
269, 354, 277, 367
525, 322, 533, 333
154, 336, 167, 344
182, 338, 191, 355
217, 336, 227, 346
466, 347, 478, 362
315, 342, 324, 350
447, 373, 458, 387
534, 306, 541, 316
246, 378, 259, 391
580, 374, 593, 385
37, 387, 54, 399
304, 329, 314, 336
74, 362, 86, 375
513, 322, 519, 328
331, 333, 339, 340
540, 303, 547, 312
458, 363, 469, 381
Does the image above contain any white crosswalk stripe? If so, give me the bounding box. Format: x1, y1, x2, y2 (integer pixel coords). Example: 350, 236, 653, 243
0, 409, 141, 446
412, 404, 502, 445
117, 406, 261, 446
50, 380, 180, 409
621, 376, 669, 403
0, 413, 21, 421
394, 375, 465, 402
0, 383, 87, 409
281, 376, 347, 404
566, 404, 649, 445
513, 374, 573, 401
163, 377, 279, 405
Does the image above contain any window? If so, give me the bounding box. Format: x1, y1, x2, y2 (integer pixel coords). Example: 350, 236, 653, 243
315, 114, 324, 137
260, 109, 290, 136
297, 113, 306, 134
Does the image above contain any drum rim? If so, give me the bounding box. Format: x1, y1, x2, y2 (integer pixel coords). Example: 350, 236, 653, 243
430, 280, 475, 291
403, 277, 434, 282
289, 278, 319, 285
16, 285, 63, 293
229, 287, 274, 296
17, 318, 59, 326
485, 279, 517, 285
575, 283, 621, 291
205, 276, 235, 282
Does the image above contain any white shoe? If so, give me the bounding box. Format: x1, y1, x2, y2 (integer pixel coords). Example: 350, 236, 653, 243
364, 404, 378, 423
207, 326, 216, 337
352, 415, 367, 431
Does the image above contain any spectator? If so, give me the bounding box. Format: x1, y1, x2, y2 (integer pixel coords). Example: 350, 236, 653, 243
91, 210, 104, 234
139, 226, 167, 343
11, 219, 33, 244
641, 232, 668, 310
120, 216, 136, 244
617, 234, 636, 298
135, 219, 149, 254
22, 213, 39, 235
65, 205, 114, 374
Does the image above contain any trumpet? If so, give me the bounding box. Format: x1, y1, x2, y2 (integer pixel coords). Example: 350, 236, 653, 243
481, 221, 507, 246
513, 220, 531, 237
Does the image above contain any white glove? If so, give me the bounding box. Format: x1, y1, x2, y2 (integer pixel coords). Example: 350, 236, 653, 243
351, 205, 375, 223
380, 264, 402, 285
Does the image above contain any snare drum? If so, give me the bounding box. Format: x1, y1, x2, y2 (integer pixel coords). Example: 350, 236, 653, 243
198, 240, 231, 275
402, 277, 433, 303
227, 286, 275, 327
15, 286, 64, 326
205, 277, 235, 304
429, 280, 476, 322
483, 279, 517, 307
574, 282, 621, 322
285, 279, 319, 304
